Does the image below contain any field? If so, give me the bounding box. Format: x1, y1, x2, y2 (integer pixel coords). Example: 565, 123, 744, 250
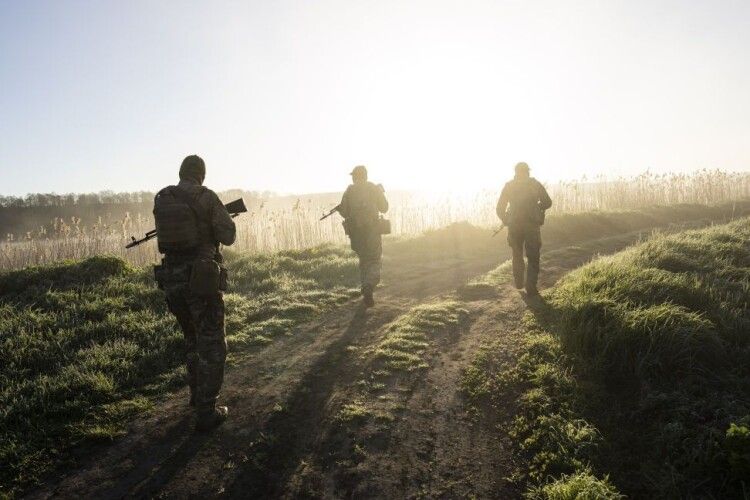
2, 197, 749, 498
1, 169, 749, 270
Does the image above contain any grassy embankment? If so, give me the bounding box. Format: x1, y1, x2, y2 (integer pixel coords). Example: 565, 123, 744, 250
0, 246, 359, 496
464, 217, 750, 498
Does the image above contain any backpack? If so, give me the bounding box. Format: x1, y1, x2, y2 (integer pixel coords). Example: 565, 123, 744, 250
153, 186, 210, 254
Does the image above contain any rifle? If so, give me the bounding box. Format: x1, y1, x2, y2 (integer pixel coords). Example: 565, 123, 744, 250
125, 198, 248, 249
491, 224, 506, 237
320, 204, 341, 221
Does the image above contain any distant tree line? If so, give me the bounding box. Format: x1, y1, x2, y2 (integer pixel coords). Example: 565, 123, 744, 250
0, 190, 275, 208
0, 191, 155, 208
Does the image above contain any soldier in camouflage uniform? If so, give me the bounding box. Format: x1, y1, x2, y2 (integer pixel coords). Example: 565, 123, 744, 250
338, 165, 389, 307
496, 162, 552, 296
154, 155, 236, 431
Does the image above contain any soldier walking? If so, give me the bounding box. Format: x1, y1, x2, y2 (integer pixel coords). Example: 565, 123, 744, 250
338, 165, 389, 307
153, 155, 236, 431
496, 162, 552, 296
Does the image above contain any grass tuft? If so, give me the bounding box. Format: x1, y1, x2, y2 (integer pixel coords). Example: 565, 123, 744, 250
372, 301, 468, 376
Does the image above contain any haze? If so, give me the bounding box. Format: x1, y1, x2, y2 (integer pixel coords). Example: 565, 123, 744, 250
1, 0, 748, 196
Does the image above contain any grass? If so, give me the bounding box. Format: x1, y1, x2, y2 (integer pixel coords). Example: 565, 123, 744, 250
462, 323, 613, 496
0, 245, 359, 497
222, 245, 359, 349
463, 217, 750, 498
336, 300, 469, 427
546, 218, 750, 497
371, 301, 468, 375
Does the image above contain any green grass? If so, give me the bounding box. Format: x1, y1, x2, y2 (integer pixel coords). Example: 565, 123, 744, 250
337, 301, 468, 428
545, 218, 750, 497
526, 471, 622, 500
0, 245, 359, 496
372, 301, 468, 375
464, 217, 750, 498
462, 324, 612, 496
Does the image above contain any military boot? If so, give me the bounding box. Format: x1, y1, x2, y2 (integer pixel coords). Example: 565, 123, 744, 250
363, 287, 375, 308
196, 406, 229, 432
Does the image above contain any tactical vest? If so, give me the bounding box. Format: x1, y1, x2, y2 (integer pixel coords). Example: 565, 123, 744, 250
507, 178, 546, 226
153, 186, 212, 254
347, 183, 380, 230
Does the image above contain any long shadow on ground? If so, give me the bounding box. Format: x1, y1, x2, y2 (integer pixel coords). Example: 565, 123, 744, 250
225, 305, 375, 498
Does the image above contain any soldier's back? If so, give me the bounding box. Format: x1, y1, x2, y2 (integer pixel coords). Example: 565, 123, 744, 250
154, 180, 221, 261
504, 177, 544, 225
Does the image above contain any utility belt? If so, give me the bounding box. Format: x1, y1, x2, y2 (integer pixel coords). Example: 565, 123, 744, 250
508, 208, 546, 226
343, 216, 391, 236
154, 257, 228, 295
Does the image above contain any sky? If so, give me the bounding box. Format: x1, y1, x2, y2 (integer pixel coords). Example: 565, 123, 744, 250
1, 0, 748, 196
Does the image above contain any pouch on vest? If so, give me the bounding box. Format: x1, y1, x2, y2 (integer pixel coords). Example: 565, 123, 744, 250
153, 264, 166, 290
377, 216, 391, 235
155, 262, 191, 289
219, 265, 228, 292
537, 208, 546, 226
189, 259, 222, 296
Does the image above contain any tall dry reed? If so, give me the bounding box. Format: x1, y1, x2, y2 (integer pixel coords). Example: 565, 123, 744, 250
1, 169, 748, 270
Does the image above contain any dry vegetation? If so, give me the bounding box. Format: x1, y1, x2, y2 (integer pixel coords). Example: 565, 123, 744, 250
1, 169, 748, 270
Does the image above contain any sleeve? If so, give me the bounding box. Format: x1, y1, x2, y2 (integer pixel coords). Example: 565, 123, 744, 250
376, 184, 389, 213
208, 191, 236, 245
538, 182, 552, 211
496, 185, 509, 221
338, 187, 351, 219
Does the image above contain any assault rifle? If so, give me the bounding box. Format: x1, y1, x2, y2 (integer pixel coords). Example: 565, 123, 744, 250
491, 223, 506, 237
319, 204, 341, 221
125, 198, 248, 249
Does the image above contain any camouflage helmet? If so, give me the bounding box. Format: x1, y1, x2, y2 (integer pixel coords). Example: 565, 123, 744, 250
180, 155, 206, 182
350, 165, 368, 179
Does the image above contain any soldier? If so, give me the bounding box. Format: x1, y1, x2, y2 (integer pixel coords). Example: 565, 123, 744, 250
496, 162, 552, 296
153, 155, 236, 431
338, 165, 389, 307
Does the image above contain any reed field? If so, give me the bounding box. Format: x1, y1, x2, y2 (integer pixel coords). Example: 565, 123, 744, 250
1, 169, 748, 270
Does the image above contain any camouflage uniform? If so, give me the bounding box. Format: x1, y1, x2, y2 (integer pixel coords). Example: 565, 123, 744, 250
496, 175, 552, 293
157, 178, 236, 415
338, 180, 389, 296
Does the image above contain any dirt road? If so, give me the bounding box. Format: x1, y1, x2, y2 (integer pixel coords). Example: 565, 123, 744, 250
29, 218, 722, 499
